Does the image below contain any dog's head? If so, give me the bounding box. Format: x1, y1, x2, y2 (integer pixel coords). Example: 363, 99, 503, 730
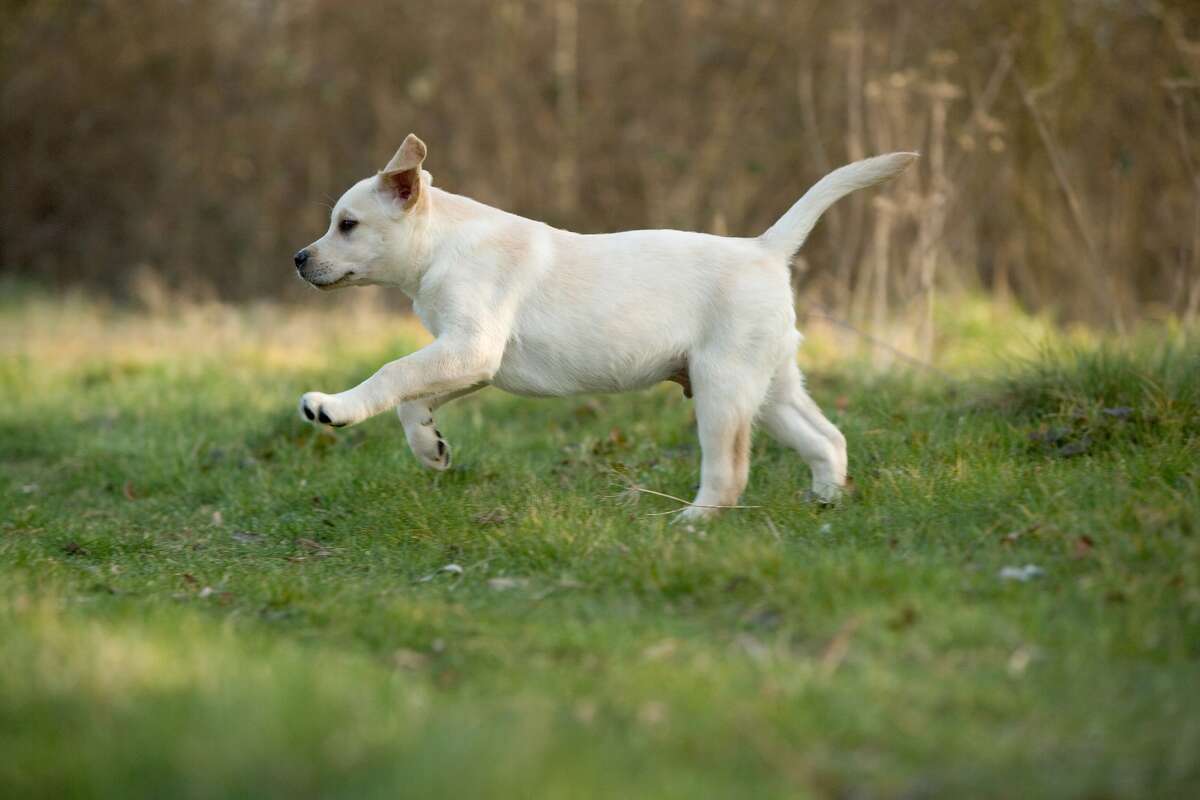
294, 133, 432, 290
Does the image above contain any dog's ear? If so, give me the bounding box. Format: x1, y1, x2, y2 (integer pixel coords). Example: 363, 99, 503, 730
380, 134, 427, 208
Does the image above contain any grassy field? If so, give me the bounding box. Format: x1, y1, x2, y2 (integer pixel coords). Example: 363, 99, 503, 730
1, 290, 1198, 798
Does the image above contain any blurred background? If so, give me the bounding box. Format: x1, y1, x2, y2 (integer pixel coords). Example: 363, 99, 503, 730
2, 0, 1198, 352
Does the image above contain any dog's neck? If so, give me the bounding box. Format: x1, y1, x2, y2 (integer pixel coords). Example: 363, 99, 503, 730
396, 187, 538, 298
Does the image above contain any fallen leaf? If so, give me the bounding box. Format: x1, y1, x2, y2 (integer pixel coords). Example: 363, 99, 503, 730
180, 572, 199, 586
746, 607, 783, 630
573, 700, 598, 724
1001, 522, 1041, 546
735, 633, 770, 663
1007, 645, 1035, 676
297, 537, 330, 556
392, 648, 430, 670
642, 639, 678, 661
1072, 535, 1095, 559
122, 480, 138, 501
211, 510, 223, 526
1055, 436, 1091, 458
472, 507, 511, 525
1028, 426, 1071, 446
573, 399, 603, 419
637, 701, 667, 726
193, 587, 232, 604
819, 616, 863, 676
487, 576, 526, 591
887, 606, 918, 630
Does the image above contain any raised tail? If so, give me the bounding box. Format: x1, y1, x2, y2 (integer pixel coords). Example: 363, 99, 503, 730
758, 152, 918, 258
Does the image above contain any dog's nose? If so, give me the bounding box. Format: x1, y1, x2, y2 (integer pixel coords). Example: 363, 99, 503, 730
294, 249, 309, 269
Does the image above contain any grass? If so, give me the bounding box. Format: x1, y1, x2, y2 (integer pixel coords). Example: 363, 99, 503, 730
1, 289, 1198, 798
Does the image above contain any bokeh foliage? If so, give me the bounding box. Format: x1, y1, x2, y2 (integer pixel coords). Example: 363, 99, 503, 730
1, 0, 1198, 322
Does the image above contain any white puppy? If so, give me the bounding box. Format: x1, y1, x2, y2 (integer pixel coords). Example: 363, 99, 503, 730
295, 134, 915, 519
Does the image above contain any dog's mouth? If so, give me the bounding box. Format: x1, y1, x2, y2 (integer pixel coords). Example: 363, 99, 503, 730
301, 270, 356, 290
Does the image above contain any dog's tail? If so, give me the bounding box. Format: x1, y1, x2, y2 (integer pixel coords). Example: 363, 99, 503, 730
758, 152, 918, 259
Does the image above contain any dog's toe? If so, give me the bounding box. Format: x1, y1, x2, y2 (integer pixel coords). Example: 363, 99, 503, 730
432, 433, 451, 469
423, 432, 451, 470
300, 393, 348, 428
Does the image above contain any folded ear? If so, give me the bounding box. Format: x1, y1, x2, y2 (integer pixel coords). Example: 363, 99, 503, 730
380, 133, 427, 208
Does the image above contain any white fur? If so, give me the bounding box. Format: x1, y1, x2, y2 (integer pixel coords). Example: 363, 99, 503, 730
296, 135, 916, 519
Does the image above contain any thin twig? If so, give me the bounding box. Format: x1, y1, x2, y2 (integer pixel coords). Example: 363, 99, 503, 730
1013, 68, 1119, 330
819, 615, 863, 677
606, 477, 762, 516
624, 484, 761, 513
763, 515, 784, 542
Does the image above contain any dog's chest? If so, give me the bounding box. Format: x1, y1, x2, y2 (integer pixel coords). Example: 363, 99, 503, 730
411, 301, 443, 338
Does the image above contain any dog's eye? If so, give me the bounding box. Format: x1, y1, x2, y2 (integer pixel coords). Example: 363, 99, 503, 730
338, 218, 358, 233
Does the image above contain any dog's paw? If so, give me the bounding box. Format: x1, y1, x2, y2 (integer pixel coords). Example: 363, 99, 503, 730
299, 392, 352, 428
417, 431, 453, 470
805, 482, 845, 507
673, 505, 718, 524
413, 427, 452, 471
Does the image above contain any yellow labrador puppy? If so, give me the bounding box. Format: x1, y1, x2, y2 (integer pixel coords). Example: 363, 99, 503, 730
295, 135, 914, 519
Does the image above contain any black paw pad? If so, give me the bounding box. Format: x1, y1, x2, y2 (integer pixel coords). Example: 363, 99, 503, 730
303, 406, 315, 421
317, 409, 332, 425
436, 439, 446, 456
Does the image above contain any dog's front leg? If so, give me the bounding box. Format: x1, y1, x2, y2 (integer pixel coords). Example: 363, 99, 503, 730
300, 337, 499, 428
397, 385, 484, 470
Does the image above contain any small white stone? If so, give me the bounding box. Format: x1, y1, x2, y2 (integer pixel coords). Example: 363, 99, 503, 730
998, 564, 1044, 582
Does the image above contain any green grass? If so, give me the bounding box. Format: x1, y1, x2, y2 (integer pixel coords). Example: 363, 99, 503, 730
1, 297, 1198, 798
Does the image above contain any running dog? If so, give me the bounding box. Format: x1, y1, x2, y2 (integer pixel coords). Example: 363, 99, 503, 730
295, 134, 915, 519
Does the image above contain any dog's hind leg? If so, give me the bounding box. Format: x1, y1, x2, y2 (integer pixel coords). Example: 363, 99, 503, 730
397, 385, 483, 471
760, 359, 847, 502
676, 357, 771, 522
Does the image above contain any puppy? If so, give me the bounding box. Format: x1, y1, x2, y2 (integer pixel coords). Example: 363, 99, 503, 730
295, 134, 915, 519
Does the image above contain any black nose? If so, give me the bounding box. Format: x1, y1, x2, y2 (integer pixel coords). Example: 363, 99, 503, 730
294, 249, 309, 269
